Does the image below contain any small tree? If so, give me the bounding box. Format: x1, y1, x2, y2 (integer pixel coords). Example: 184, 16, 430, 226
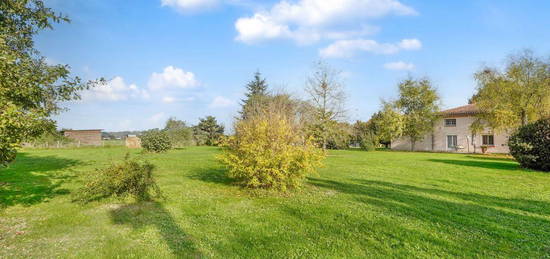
395, 77, 440, 151
195, 116, 224, 146
472, 49, 550, 131
219, 97, 325, 191
371, 102, 404, 147
163, 117, 192, 147
141, 130, 172, 153
508, 118, 550, 172
305, 61, 347, 149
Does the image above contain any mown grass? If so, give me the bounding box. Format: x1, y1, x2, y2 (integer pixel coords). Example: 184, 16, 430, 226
1, 147, 549, 258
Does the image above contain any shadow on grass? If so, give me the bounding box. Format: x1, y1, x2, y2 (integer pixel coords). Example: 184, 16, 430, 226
110, 202, 201, 258
187, 166, 233, 185
466, 155, 516, 162
0, 153, 82, 209
308, 178, 550, 256
426, 159, 519, 171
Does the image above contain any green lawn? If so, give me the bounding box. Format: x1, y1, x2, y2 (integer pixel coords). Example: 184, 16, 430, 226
1, 147, 550, 258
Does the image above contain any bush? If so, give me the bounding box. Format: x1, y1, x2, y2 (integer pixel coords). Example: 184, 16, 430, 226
219, 114, 325, 191
141, 129, 172, 153
508, 118, 550, 171
74, 155, 162, 202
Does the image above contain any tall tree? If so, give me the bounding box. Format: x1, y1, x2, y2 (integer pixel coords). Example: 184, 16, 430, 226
305, 61, 347, 149
195, 116, 224, 146
0, 0, 101, 166
163, 117, 192, 147
471, 49, 550, 131
240, 71, 269, 119
395, 77, 440, 151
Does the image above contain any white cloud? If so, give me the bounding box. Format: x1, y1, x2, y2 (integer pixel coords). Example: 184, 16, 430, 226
161, 0, 219, 12
398, 38, 422, 50
162, 96, 176, 103
384, 61, 415, 71
235, 0, 416, 44
82, 76, 150, 102
209, 96, 235, 108
319, 38, 422, 58
148, 66, 199, 91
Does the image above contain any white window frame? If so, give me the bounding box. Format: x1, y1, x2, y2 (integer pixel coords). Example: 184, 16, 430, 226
447, 135, 458, 150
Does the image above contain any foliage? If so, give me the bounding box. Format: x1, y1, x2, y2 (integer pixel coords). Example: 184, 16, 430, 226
28, 129, 73, 147
163, 117, 193, 147
305, 61, 347, 149
240, 71, 269, 119
74, 155, 162, 203
325, 121, 353, 149
352, 121, 378, 150
195, 116, 224, 146
471, 49, 550, 131
0, 0, 102, 166
508, 118, 550, 171
141, 129, 172, 153
220, 98, 325, 190
395, 77, 440, 151
370, 102, 404, 145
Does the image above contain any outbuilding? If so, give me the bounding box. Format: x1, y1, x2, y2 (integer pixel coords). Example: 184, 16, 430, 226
62, 129, 102, 146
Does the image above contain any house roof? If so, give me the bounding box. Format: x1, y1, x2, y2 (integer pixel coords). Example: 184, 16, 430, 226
440, 104, 479, 116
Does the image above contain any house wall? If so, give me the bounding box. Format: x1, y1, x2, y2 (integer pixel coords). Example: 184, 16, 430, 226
391, 116, 510, 153
63, 130, 102, 146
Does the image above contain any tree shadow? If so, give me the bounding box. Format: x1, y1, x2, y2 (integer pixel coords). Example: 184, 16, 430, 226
308, 178, 550, 256
0, 153, 82, 209
187, 166, 233, 185
109, 202, 201, 258
426, 158, 519, 171
466, 155, 516, 162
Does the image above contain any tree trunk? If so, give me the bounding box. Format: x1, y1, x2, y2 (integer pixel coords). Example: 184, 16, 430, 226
521, 110, 528, 126
411, 141, 415, 152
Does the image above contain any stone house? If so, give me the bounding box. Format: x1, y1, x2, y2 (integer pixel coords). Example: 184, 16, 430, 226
391, 104, 510, 153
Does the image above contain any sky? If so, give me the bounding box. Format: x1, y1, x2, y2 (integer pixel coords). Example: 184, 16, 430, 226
38, 0, 550, 132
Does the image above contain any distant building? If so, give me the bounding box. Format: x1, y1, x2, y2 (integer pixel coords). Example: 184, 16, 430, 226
391, 104, 510, 153
63, 129, 102, 146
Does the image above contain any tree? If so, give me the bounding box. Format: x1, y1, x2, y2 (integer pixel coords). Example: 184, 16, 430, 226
305, 61, 347, 149
219, 91, 325, 191
370, 102, 404, 146
240, 71, 269, 119
471, 49, 550, 131
195, 116, 224, 146
0, 0, 101, 166
163, 117, 192, 147
395, 77, 440, 151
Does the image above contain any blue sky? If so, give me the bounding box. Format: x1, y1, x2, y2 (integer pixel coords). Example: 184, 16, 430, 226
39, 0, 550, 131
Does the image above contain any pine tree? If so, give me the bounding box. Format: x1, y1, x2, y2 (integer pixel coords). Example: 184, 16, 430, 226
240, 71, 269, 119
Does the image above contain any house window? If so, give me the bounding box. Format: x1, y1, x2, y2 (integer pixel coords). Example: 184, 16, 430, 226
447, 135, 457, 148
445, 119, 456, 127
482, 135, 494, 145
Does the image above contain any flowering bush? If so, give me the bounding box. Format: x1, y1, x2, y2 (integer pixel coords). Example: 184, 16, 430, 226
219, 114, 325, 191
140, 129, 172, 153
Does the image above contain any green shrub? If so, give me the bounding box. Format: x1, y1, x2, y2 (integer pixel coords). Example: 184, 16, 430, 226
219, 115, 325, 191
141, 129, 172, 153
508, 118, 550, 172
74, 155, 162, 202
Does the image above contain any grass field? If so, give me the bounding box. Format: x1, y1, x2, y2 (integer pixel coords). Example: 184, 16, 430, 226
1, 147, 549, 258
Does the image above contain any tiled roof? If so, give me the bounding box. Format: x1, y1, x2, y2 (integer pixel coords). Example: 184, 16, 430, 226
440, 104, 479, 116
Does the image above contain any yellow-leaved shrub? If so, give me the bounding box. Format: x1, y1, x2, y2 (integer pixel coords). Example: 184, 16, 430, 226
219, 111, 325, 191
